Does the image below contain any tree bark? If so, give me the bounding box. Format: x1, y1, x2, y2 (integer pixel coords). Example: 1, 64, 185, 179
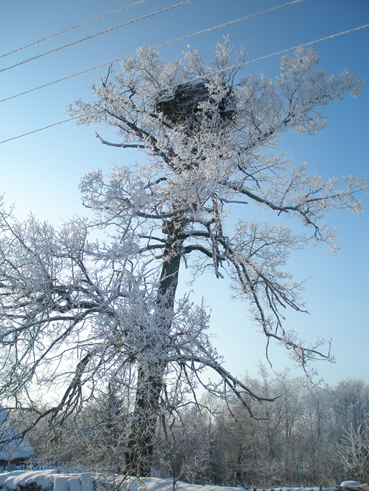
125, 224, 182, 476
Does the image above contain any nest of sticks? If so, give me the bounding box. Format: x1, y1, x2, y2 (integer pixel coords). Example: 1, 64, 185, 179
155, 80, 235, 131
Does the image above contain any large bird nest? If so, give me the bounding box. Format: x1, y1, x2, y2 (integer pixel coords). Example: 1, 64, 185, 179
155, 80, 235, 131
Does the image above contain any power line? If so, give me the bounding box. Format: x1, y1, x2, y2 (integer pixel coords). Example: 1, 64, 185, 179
0, 0, 152, 61
126, 20, 369, 98
244, 22, 369, 66
0, 0, 305, 104
1, 21, 368, 146
0, 0, 194, 74
0, 118, 77, 145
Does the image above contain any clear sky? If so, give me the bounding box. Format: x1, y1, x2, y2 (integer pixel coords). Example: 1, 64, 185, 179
0, 0, 368, 387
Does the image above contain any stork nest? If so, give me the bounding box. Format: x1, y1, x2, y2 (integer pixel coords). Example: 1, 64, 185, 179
155, 80, 235, 130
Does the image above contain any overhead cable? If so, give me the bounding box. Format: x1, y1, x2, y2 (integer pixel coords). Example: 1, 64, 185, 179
158, 21, 369, 91
244, 22, 369, 66
1, 21, 368, 146
0, 0, 194, 74
0, 118, 78, 145
0, 0, 152, 60
0, 0, 305, 104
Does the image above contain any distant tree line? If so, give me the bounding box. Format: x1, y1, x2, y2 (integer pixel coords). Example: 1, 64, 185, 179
19, 369, 369, 487
152, 369, 369, 487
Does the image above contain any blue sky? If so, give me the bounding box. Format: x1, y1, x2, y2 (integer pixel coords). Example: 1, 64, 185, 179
0, 0, 368, 386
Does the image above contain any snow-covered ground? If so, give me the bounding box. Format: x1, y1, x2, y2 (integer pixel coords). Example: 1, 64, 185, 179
0, 469, 340, 491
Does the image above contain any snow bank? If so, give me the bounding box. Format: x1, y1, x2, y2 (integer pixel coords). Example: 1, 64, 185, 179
128, 479, 239, 491
0, 470, 89, 491
0, 471, 341, 491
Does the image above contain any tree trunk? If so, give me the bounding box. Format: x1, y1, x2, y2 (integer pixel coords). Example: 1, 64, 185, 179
125, 225, 182, 476
125, 363, 165, 476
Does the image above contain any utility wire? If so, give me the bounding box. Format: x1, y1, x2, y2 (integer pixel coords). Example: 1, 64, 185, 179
244, 22, 369, 66
0, 118, 78, 145
0, 0, 305, 104
0, 0, 152, 61
1, 22, 368, 145
126, 21, 369, 97
0, 0, 194, 74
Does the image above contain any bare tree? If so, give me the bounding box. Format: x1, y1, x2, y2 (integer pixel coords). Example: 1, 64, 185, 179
154, 405, 213, 486
333, 380, 369, 435
339, 423, 369, 483
0, 39, 367, 476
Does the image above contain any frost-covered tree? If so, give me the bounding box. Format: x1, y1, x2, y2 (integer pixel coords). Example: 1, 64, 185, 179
339, 423, 369, 482
0, 39, 367, 476
333, 379, 369, 435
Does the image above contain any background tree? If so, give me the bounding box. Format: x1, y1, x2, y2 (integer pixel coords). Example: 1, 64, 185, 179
333, 380, 369, 435
191, 374, 369, 488
339, 423, 369, 483
154, 405, 213, 486
0, 39, 367, 476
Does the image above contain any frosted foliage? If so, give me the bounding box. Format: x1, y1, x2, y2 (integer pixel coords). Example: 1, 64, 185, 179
69, 40, 366, 335
0, 40, 367, 468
